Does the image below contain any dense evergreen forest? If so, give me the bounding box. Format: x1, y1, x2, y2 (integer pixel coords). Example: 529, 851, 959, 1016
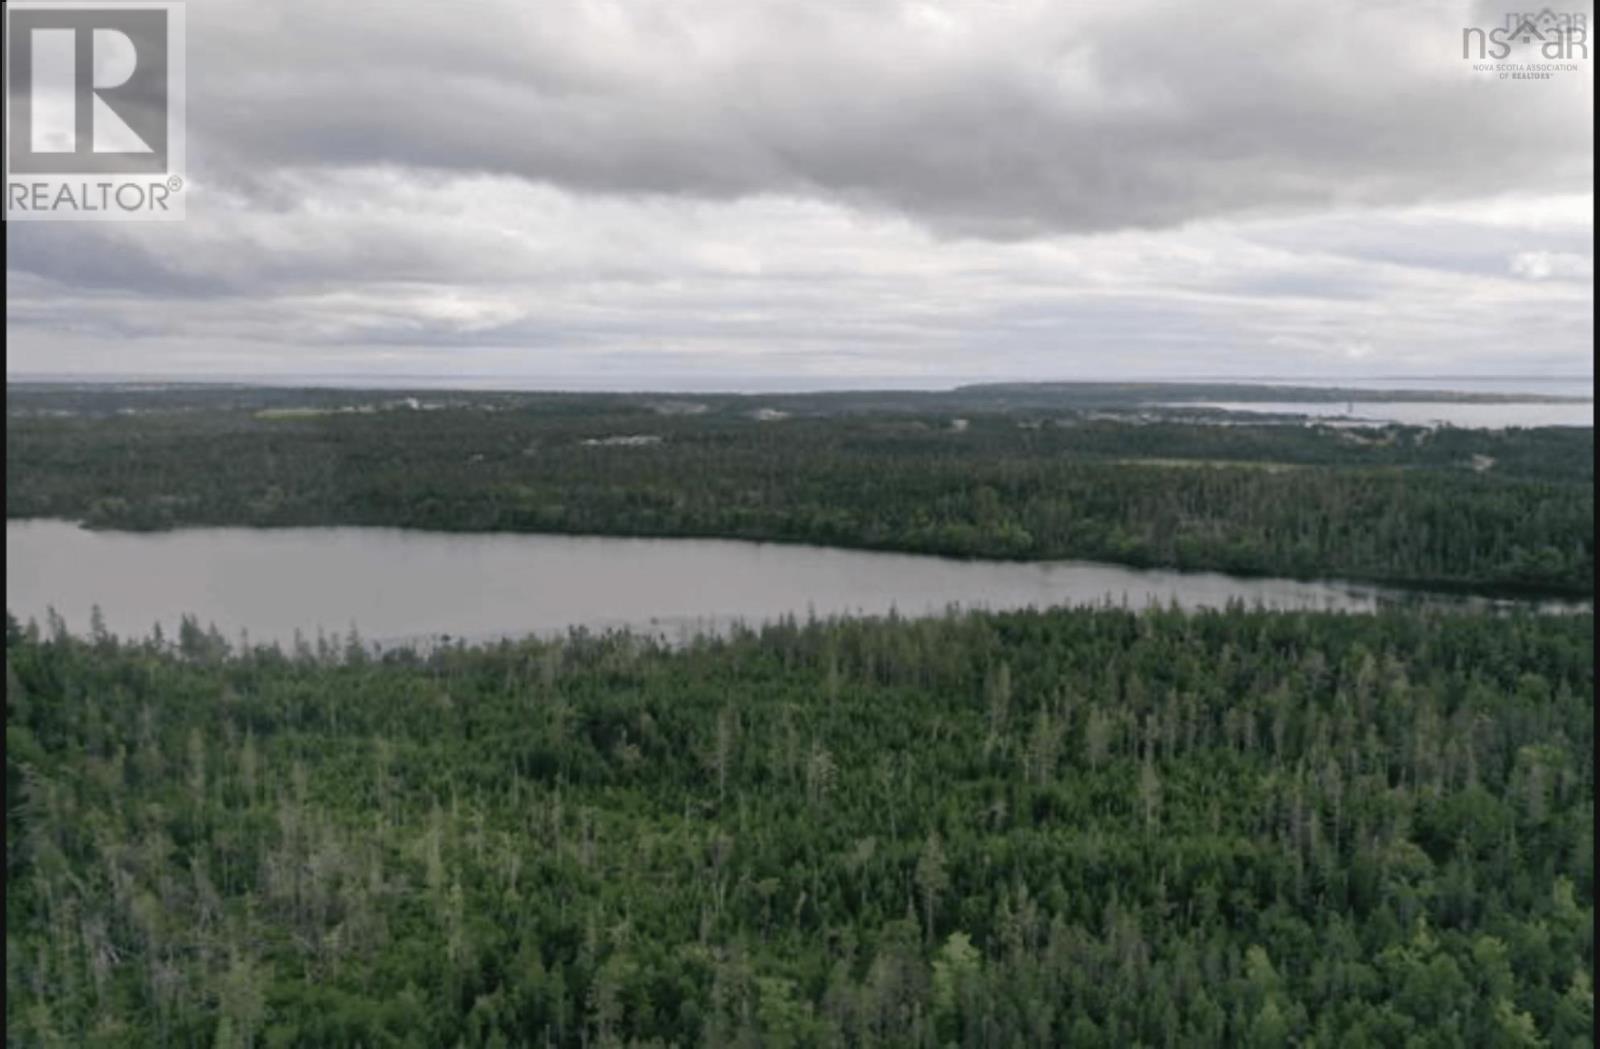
6, 385, 1594, 595
5, 607, 1592, 1047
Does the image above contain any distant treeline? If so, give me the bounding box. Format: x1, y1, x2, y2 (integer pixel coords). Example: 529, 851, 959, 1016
6, 387, 1594, 595
6, 606, 1593, 1046
7, 380, 1590, 419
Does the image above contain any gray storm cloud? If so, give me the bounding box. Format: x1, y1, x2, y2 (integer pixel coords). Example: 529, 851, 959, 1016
186, 0, 1590, 234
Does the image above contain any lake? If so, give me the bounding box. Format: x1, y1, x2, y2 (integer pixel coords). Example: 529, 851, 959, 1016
5, 520, 1586, 648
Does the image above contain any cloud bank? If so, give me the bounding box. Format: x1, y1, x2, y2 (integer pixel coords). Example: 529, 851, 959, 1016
7, 0, 1594, 385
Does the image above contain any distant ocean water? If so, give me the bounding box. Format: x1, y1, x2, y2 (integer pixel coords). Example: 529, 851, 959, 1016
1213, 376, 1592, 400
1159, 376, 1593, 427
1161, 400, 1593, 428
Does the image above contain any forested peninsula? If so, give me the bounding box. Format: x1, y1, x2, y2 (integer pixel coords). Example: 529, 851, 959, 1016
7, 385, 1594, 596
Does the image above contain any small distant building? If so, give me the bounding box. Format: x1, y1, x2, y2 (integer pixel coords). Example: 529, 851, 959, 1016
648, 400, 710, 416
581, 434, 664, 447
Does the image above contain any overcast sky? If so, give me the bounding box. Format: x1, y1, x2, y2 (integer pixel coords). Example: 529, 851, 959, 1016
6, 0, 1594, 389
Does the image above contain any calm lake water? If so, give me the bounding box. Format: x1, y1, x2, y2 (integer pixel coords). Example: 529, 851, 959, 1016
1160, 400, 1593, 428
7, 521, 1586, 648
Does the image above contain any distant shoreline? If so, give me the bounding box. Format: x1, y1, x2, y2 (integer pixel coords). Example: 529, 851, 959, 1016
6, 375, 1594, 403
